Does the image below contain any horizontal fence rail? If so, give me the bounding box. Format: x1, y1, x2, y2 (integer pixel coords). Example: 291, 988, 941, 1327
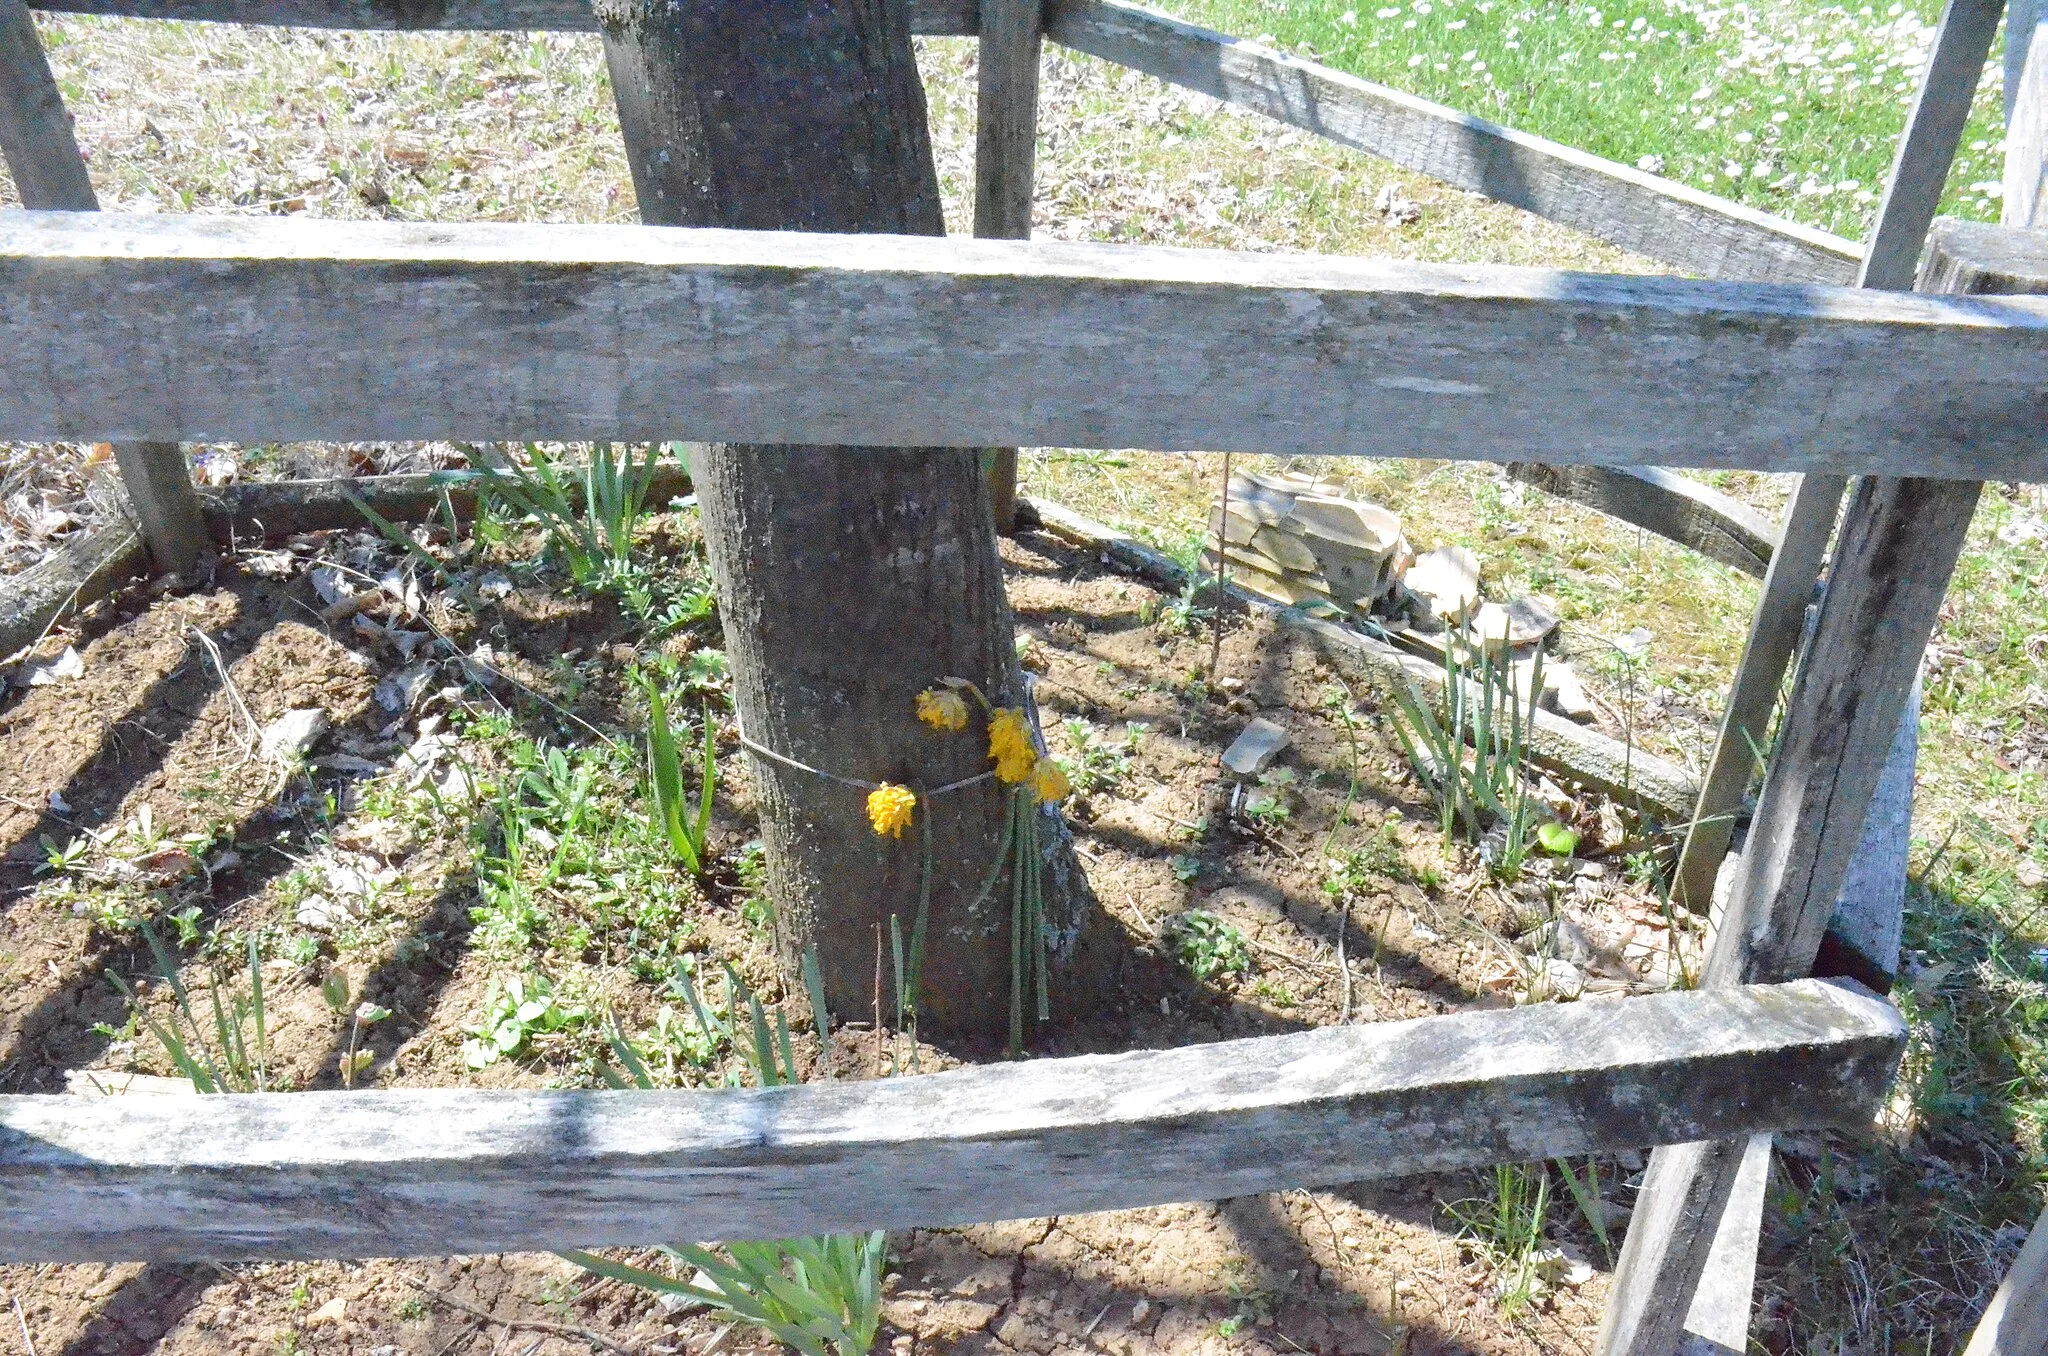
20, 0, 1860, 288
26, 0, 979, 31
2, 212, 2044, 477
1045, 0, 1863, 286
0, 979, 1903, 1262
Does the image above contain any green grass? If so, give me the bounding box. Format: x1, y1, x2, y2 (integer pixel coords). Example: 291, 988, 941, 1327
1166, 0, 2010, 240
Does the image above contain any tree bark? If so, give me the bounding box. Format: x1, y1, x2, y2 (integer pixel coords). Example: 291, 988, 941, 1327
595, 0, 1116, 1046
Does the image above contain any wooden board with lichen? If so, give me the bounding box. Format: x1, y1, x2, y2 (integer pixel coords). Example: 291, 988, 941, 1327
2, 213, 2047, 478
0, 979, 1901, 1262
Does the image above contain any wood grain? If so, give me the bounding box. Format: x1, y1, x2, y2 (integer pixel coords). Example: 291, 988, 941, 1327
1600, 475, 1984, 1356
973, 0, 1042, 533
1963, 1200, 2048, 1356
0, 0, 94, 208
1044, 0, 1861, 284
1, 0, 213, 575
1670, 473, 1845, 914
2008, 0, 2048, 230
4, 213, 2047, 477
0, 521, 144, 661
22, 0, 979, 32
0, 979, 1902, 1262
1504, 463, 1777, 579
1857, 0, 2006, 289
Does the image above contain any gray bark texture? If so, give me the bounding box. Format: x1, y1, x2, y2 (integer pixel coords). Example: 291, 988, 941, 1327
594, 0, 1114, 1045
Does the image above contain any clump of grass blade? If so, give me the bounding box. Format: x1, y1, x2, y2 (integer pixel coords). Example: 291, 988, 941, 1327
571, 957, 883, 1356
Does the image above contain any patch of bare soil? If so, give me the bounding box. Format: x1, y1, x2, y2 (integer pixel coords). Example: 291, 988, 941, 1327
0, 522, 1691, 1356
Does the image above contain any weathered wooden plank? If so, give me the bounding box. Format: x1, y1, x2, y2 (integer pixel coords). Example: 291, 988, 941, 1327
0, 978, 1902, 1262
199, 464, 693, 539
0, 0, 95, 207
1043, 0, 1861, 285
2005, 0, 2048, 230
973, 0, 1040, 534
1599, 474, 1984, 1356
1504, 463, 1777, 579
1670, 474, 1844, 914
1, 0, 214, 575
20, 0, 980, 33
1963, 1200, 2048, 1356
4, 213, 2048, 477
1676, 1133, 1772, 1356
0, 520, 144, 661
1859, 0, 2005, 288
1029, 497, 1702, 821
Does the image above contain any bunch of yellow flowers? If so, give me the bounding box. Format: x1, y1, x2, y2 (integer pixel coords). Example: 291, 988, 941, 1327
866, 685, 1073, 839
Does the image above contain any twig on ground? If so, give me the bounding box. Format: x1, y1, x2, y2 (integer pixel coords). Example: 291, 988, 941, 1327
404, 1276, 641, 1356
8, 1293, 39, 1356
186, 625, 261, 761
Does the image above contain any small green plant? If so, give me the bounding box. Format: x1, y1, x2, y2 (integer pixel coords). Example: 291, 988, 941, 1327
1445, 1162, 1553, 1315
319, 968, 392, 1087
647, 685, 717, 876
1169, 854, 1203, 883
108, 925, 269, 1093
462, 973, 584, 1070
1167, 909, 1251, 981
569, 961, 884, 1356
1058, 717, 1138, 794
473, 441, 661, 590
1385, 623, 1542, 877
1243, 766, 1294, 826
1145, 578, 1213, 637
34, 832, 88, 876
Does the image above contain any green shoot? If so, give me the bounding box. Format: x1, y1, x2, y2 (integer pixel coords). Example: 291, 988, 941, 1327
573, 955, 883, 1356
647, 685, 717, 875
107, 925, 269, 1094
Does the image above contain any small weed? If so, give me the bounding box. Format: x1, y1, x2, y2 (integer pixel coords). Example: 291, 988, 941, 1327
646, 681, 717, 876
1169, 853, 1203, 883
570, 963, 884, 1356
1242, 766, 1295, 826
1445, 1162, 1553, 1315
34, 833, 88, 876
1167, 910, 1252, 981
1059, 717, 1142, 794
462, 973, 586, 1070
109, 926, 270, 1093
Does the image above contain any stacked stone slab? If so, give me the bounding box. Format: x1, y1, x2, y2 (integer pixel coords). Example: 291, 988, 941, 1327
1201, 470, 1410, 616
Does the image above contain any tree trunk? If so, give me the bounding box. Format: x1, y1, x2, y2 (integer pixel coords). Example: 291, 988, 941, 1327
595, 0, 1117, 1047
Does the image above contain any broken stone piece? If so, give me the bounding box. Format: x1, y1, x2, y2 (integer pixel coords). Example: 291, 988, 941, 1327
1221, 717, 1291, 778
1404, 546, 1481, 621
1545, 659, 1595, 723
1505, 596, 1560, 645
1288, 495, 1401, 556
260, 707, 330, 764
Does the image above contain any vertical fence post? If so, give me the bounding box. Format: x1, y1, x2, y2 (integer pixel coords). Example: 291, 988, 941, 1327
1596, 0, 2006, 1349
0, 0, 211, 577
973, 0, 1041, 533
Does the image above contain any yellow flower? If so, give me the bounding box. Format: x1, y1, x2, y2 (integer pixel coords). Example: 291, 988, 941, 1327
1027, 759, 1072, 805
987, 707, 1037, 784
916, 688, 970, 732
866, 783, 917, 838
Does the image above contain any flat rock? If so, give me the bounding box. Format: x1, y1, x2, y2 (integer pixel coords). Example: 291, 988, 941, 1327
1288, 495, 1400, 555
1221, 717, 1291, 778
260, 707, 330, 763
1405, 546, 1481, 620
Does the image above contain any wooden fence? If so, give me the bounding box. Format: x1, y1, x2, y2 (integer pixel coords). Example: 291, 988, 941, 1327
2, 0, 2044, 1352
